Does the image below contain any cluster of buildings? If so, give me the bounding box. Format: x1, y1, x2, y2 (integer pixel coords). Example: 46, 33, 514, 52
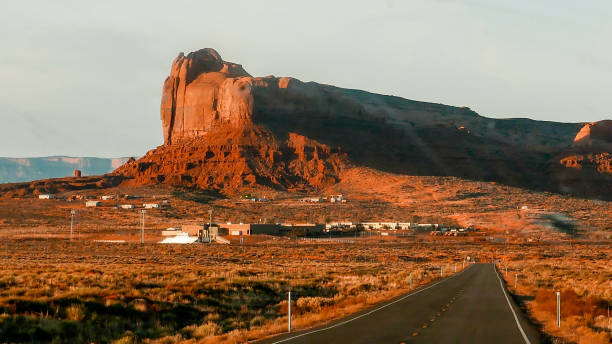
240, 194, 270, 202
86, 200, 170, 209
326, 222, 440, 231
38, 193, 170, 210
160, 222, 326, 243
300, 194, 347, 203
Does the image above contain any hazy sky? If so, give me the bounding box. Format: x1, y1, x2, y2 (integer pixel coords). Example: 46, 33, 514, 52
1, 0, 610, 158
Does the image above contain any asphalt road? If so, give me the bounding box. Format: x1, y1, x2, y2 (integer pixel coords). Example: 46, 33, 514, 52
258, 263, 541, 344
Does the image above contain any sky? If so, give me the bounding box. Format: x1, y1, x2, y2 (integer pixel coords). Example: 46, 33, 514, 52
1, 0, 611, 158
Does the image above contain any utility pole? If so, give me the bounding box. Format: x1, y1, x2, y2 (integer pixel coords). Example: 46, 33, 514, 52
140, 210, 146, 245
454, 264, 457, 273
208, 209, 212, 227
288, 291, 292, 333
410, 274, 413, 289
557, 291, 561, 328
70, 210, 75, 242
440, 266, 443, 278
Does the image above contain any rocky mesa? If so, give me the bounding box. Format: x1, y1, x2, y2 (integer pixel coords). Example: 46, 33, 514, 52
119, 48, 611, 197
3, 48, 612, 199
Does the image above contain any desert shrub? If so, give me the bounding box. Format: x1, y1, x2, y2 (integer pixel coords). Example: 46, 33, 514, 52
66, 304, 86, 321
111, 331, 136, 344
249, 315, 267, 328
295, 297, 334, 314
182, 321, 221, 339
577, 328, 610, 344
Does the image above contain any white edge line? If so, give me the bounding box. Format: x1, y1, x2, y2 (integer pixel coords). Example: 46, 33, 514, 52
493, 265, 532, 344
267, 264, 475, 344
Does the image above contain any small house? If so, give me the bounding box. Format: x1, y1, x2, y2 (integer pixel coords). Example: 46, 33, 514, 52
38, 194, 54, 199
143, 203, 160, 209
86, 201, 102, 207
119, 204, 135, 209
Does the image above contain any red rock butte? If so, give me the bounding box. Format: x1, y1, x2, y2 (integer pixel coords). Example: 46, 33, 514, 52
161, 48, 297, 145
2, 48, 612, 199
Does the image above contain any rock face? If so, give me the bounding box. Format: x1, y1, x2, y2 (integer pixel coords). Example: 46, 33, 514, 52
560, 153, 612, 174
143, 48, 349, 192
116, 126, 344, 191
161, 49, 252, 144
550, 120, 612, 197
573, 120, 612, 148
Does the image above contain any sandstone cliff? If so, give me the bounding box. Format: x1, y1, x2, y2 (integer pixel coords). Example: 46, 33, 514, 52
116, 48, 611, 198
550, 120, 612, 196
160, 48, 252, 144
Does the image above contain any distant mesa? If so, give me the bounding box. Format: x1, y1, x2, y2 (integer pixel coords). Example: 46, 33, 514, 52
0, 156, 129, 184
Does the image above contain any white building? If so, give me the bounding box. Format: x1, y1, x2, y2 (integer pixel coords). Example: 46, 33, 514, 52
362, 222, 381, 230
397, 222, 412, 230
101, 195, 114, 200
143, 203, 160, 209
86, 201, 102, 207
38, 194, 54, 199
119, 204, 135, 209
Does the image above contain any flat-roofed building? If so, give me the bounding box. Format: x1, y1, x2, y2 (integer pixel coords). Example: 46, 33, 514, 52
223, 223, 281, 236
86, 201, 102, 207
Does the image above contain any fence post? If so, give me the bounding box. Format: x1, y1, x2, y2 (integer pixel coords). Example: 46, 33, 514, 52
557, 291, 561, 328
288, 291, 292, 333
515, 274, 518, 288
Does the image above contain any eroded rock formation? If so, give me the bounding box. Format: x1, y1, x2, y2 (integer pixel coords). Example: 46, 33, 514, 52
161, 49, 252, 144
116, 126, 344, 191
119, 48, 612, 197
573, 120, 612, 148
8, 48, 611, 199
134, 48, 348, 192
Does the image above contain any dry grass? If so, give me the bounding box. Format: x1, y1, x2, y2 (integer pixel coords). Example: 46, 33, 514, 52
498, 243, 612, 343
0, 168, 610, 342
0, 239, 468, 343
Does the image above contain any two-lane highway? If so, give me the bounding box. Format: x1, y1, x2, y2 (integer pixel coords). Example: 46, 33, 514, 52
258, 264, 541, 344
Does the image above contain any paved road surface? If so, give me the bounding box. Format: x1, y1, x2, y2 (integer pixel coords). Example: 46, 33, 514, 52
259, 263, 541, 344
